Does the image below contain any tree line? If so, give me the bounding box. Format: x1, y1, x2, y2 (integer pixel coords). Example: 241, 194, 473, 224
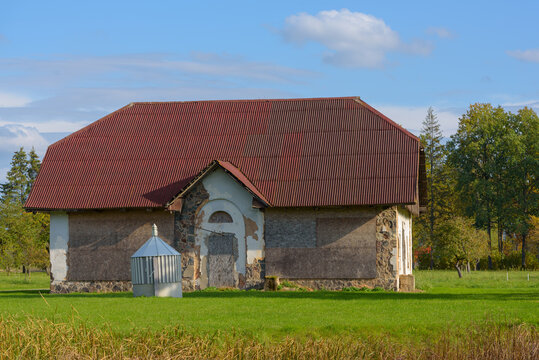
414, 104, 538, 273
0, 147, 49, 277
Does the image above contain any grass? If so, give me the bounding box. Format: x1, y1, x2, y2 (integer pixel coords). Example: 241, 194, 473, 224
415, 269, 539, 290
0, 270, 537, 358
0, 317, 536, 359
0, 271, 49, 291
0, 270, 537, 339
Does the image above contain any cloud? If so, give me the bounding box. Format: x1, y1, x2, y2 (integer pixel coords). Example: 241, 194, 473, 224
280, 9, 432, 68
0, 92, 32, 108
0, 52, 315, 130
0, 124, 48, 152
0, 52, 316, 180
0, 124, 50, 181
374, 105, 461, 135
506, 49, 539, 63
426, 27, 454, 39
502, 99, 539, 112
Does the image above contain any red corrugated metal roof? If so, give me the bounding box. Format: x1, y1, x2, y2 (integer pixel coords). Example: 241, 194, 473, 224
167, 160, 271, 207
25, 97, 422, 210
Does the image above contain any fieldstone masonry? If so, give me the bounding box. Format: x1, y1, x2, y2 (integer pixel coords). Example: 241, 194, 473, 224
173, 181, 210, 291
271, 206, 402, 291
52, 281, 132, 293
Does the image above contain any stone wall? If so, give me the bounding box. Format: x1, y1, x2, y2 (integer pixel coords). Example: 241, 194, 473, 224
51, 281, 132, 294
173, 181, 210, 291
265, 206, 400, 291
66, 209, 174, 281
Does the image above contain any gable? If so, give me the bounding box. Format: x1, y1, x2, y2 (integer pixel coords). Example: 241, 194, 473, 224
25, 97, 422, 210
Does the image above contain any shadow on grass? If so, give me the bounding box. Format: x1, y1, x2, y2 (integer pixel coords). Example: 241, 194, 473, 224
0, 290, 537, 301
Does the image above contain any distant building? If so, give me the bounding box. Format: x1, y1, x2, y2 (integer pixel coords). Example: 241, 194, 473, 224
25, 97, 426, 293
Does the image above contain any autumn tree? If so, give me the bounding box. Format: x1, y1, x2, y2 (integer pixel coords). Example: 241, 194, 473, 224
437, 217, 489, 277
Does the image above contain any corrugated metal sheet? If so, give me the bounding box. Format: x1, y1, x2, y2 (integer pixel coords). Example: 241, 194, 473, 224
25, 97, 422, 210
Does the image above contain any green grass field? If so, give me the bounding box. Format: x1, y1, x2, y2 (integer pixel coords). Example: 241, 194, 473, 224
0, 270, 537, 359
0, 270, 537, 339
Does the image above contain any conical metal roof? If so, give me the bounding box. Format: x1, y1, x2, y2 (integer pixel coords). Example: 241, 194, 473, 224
131, 224, 180, 258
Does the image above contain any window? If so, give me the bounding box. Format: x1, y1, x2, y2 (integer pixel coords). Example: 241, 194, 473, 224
208, 211, 233, 223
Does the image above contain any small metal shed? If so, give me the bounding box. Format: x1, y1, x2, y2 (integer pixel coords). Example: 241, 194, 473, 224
131, 224, 182, 297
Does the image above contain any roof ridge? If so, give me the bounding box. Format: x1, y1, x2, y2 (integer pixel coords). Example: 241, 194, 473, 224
130, 96, 361, 105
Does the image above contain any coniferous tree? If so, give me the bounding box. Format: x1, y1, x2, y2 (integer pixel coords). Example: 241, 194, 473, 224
2, 147, 29, 204
1, 147, 42, 205
422, 108, 444, 268
0, 148, 48, 275
27, 147, 41, 184
415, 107, 456, 269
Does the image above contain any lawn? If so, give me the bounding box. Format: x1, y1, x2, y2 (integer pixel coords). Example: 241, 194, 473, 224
0, 271, 49, 291
0, 270, 537, 340
0, 270, 537, 359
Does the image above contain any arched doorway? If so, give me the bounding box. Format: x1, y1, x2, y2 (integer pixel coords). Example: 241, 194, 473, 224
195, 199, 246, 288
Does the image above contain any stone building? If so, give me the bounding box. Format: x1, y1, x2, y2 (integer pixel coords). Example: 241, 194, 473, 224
25, 97, 426, 293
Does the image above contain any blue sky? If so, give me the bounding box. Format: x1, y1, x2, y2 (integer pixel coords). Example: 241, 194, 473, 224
0, 1, 538, 179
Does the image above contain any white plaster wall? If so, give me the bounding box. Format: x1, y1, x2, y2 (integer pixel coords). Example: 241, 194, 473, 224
397, 207, 412, 275
50, 212, 69, 283
195, 168, 265, 288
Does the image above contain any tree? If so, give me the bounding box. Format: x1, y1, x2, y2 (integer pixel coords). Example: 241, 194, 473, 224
2, 147, 29, 204
0, 148, 49, 276
27, 147, 41, 186
437, 217, 489, 277
422, 107, 444, 269
447, 104, 509, 269
509, 108, 539, 268
0, 201, 49, 277
413, 107, 456, 269
1, 147, 42, 205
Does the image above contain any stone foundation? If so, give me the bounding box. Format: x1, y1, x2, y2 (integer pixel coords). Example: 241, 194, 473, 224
284, 278, 394, 291
245, 258, 265, 289
51, 281, 132, 294
398, 275, 415, 292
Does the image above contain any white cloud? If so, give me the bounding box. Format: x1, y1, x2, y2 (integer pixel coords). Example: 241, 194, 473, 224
0, 124, 48, 153
0, 119, 88, 133
281, 9, 432, 68
0, 92, 32, 108
426, 27, 454, 39
507, 49, 539, 63
502, 99, 539, 114
374, 105, 461, 135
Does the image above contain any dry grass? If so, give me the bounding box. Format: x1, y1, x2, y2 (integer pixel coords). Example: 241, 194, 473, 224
0, 316, 536, 359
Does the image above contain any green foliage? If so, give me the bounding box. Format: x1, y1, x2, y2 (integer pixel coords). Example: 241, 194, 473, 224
0, 148, 49, 274
416, 104, 539, 270
414, 107, 457, 269
447, 104, 509, 247
477, 251, 539, 270
437, 217, 489, 270
0, 201, 50, 273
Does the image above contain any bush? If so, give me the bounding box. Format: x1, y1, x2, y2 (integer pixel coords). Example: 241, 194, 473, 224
477, 251, 539, 270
